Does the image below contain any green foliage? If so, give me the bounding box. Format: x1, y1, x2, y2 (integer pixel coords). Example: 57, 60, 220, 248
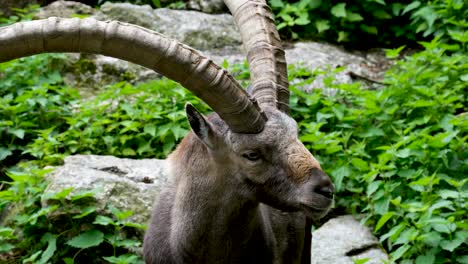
1, 2, 466, 263
268, 0, 467, 47
0, 4, 39, 27
0, 54, 79, 178
0, 166, 144, 263
289, 38, 467, 262
26, 79, 210, 166
407, 0, 468, 46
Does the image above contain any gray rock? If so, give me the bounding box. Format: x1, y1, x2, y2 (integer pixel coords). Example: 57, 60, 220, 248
187, 0, 227, 14
34, 0, 95, 19
286, 42, 389, 91
33, 2, 390, 94
94, 3, 241, 51
205, 42, 390, 92
312, 215, 389, 264
62, 53, 159, 97
44, 155, 169, 227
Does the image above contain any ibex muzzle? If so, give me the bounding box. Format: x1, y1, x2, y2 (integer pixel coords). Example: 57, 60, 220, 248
0, 0, 334, 262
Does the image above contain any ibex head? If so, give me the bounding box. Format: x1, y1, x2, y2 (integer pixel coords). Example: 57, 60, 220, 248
185, 102, 333, 220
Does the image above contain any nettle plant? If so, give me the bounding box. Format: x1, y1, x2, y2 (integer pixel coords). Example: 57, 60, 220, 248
0, 166, 145, 264
268, 0, 467, 48
289, 39, 467, 262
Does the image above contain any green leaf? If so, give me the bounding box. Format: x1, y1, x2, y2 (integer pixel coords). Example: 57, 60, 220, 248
337, 31, 348, 42
438, 189, 459, 199
93, 215, 116, 226
43, 187, 74, 201
330, 165, 351, 192
351, 158, 369, 171
63, 258, 74, 264
110, 206, 133, 221
416, 253, 435, 264
73, 206, 97, 219
360, 25, 378, 34
429, 218, 456, 233
346, 12, 364, 22
307, 0, 322, 9
122, 148, 136, 156
372, 10, 392, 19
23, 251, 43, 263
367, 180, 382, 196
66, 230, 104, 249
457, 255, 468, 264
331, 3, 347, 18
391, 244, 411, 260
315, 20, 330, 33
370, 0, 386, 5
151, 0, 161, 8
8, 128, 25, 139
375, 212, 394, 232
354, 258, 370, 264
0, 243, 15, 253
39, 233, 57, 264
419, 231, 442, 247
144, 124, 157, 137
402, 1, 421, 14
412, 6, 438, 29
0, 147, 12, 161
385, 46, 406, 59
269, 0, 284, 8
71, 190, 96, 201
373, 196, 390, 215
460, 74, 468, 82
103, 254, 142, 264
359, 127, 384, 138
441, 234, 465, 252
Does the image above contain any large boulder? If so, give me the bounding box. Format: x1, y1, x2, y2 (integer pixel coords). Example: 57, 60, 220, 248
32, 1, 390, 94
44, 155, 388, 263
44, 155, 169, 226
186, 0, 227, 14
94, 3, 241, 51
34, 0, 95, 19
312, 215, 389, 264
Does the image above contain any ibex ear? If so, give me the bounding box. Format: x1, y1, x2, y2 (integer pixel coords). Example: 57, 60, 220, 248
185, 103, 218, 149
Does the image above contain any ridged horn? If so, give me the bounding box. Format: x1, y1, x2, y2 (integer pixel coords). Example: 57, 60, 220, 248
224, 0, 290, 114
0, 17, 266, 133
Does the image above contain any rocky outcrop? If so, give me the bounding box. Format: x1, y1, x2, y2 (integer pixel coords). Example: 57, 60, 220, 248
186, 0, 227, 14
312, 215, 389, 264
32, 1, 390, 94
94, 3, 241, 51
35, 0, 95, 19
44, 155, 388, 263
44, 155, 168, 227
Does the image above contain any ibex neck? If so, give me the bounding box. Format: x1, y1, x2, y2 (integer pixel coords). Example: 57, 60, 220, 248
167, 134, 274, 262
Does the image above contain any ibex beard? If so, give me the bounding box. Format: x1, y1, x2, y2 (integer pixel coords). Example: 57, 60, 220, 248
143, 105, 334, 263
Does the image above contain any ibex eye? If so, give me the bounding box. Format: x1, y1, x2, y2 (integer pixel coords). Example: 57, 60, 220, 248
242, 151, 261, 161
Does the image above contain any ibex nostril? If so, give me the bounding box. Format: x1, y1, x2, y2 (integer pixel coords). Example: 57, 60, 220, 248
315, 184, 334, 199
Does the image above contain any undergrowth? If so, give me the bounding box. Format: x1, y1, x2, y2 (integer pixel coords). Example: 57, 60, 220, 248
0, 3, 467, 263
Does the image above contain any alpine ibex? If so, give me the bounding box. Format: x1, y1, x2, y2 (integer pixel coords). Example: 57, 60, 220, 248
0, 0, 334, 263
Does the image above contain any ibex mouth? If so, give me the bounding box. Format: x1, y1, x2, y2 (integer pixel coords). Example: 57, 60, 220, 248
300, 203, 332, 220
299, 192, 334, 220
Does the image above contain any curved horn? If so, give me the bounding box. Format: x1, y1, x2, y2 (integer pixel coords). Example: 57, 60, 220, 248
224, 0, 290, 114
0, 17, 266, 133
